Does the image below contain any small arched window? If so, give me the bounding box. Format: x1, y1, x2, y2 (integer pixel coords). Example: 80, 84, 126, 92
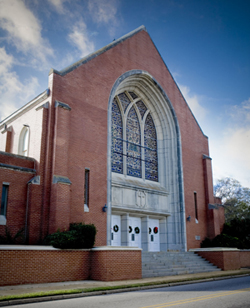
19, 126, 30, 157
111, 91, 158, 181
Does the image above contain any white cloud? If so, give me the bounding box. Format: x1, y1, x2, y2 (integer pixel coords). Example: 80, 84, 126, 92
88, 0, 119, 36
209, 98, 250, 188
229, 98, 250, 124
179, 84, 207, 123
0, 47, 39, 121
0, 0, 53, 64
68, 20, 95, 57
48, 0, 68, 14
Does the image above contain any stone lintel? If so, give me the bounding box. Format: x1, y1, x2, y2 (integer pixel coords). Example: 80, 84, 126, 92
36, 102, 49, 111
28, 176, 40, 185
203, 154, 212, 160
55, 100, 71, 111
52, 175, 72, 185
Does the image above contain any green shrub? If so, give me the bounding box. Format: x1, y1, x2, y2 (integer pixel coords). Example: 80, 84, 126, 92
201, 218, 250, 249
0, 227, 24, 244
43, 223, 96, 249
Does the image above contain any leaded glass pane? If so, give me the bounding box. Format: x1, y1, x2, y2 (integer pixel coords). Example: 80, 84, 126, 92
112, 98, 123, 173
126, 106, 141, 178
118, 92, 131, 113
136, 100, 147, 118
129, 91, 138, 100
144, 114, 158, 181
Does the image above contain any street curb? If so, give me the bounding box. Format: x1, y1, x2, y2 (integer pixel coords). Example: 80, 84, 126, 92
0, 273, 250, 307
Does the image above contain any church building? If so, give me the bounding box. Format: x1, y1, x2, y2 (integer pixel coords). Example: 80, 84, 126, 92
0, 26, 224, 252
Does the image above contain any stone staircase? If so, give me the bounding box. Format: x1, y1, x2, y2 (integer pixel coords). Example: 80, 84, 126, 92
142, 251, 221, 278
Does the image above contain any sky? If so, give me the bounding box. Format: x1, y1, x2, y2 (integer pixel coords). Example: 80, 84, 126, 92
0, 0, 249, 188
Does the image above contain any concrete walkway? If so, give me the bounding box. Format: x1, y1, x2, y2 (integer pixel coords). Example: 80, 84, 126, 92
1, 269, 250, 304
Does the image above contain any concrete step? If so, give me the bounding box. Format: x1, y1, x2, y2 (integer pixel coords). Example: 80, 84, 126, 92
142, 251, 220, 278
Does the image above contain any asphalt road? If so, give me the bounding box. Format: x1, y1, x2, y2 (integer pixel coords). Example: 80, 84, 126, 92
10, 276, 250, 308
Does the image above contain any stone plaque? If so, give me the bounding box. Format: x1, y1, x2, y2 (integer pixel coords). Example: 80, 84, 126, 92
136, 190, 146, 208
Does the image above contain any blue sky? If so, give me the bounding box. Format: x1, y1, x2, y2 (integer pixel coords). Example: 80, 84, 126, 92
0, 0, 249, 187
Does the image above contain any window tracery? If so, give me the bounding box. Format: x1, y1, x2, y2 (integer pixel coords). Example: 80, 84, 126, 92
111, 91, 158, 181
111, 99, 123, 173
126, 106, 141, 177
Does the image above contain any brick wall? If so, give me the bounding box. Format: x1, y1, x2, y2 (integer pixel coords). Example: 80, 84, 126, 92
0, 151, 35, 169
0, 247, 142, 286
0, 248, 91, 286
0, 153, 37, 238
240, 250, 250, 268
196, 250, 242, 270
90, 248, 142, 281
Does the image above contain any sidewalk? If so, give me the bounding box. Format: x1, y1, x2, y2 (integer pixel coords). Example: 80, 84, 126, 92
1, 269, 250, 306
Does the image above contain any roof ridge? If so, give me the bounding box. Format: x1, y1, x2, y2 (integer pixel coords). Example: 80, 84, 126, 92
50, 25, 147, 77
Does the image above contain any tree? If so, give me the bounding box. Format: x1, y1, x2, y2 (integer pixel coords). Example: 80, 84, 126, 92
214, 177, 250, 223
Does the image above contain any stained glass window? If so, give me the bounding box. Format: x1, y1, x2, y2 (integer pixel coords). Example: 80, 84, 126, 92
126, 106, 141, 177
118, 92, 130, 113
111, 98, 123, 173
111, 91, 158, 181
144, 114, 158, 181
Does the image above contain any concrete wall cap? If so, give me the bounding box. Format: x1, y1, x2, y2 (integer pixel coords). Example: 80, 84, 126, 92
190, 248, 239, 252
0, 245, 142, 251
91, 246, 142, 251
0, 245, 61, 250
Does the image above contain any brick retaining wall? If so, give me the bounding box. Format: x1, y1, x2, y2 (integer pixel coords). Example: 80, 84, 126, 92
240, 250, 250, 268
90, 248, 142, 281
0, 246, 141, 286
194, 248, 250, 270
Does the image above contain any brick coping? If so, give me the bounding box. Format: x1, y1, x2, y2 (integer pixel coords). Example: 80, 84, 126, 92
0, 245, 141, 251
190, 248, 239, 252
92, 246, 142, 251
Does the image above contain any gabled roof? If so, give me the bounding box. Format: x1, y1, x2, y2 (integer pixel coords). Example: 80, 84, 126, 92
50, 25, 147, 77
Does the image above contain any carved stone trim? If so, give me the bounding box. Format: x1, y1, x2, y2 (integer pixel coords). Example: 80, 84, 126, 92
135, 190, 146, 208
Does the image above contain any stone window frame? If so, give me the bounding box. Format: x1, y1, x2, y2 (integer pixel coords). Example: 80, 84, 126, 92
112, 90, 158, 181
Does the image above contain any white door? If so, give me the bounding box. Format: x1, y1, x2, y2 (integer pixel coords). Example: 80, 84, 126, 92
111, 215, 121, 246
128, 217, 141, 248
149, 219, 160, 251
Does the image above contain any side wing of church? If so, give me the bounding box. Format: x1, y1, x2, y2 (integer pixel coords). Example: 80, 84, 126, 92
0, 26, 224, 251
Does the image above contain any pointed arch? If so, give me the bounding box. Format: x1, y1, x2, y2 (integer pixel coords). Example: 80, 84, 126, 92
107, 70, 186, 252
144, 113, 158, 181
111, 98, 123, 174
126, 105, 141, 178
18, 126, 30, 157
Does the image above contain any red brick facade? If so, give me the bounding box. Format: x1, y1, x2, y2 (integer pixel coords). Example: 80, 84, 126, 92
0, 26, 224, 250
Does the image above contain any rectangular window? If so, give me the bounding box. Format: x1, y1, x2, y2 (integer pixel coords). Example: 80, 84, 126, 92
84, 169, 90, 207
1, 184, 9, 217
194, 192, 198, 221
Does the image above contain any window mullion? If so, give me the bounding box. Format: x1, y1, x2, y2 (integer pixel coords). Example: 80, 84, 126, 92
141, 121, 145, 180
123, 115, 127, 176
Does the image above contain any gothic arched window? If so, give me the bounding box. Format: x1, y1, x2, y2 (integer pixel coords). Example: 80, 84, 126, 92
111, 91, 158, 181
18, 126, 30, 157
